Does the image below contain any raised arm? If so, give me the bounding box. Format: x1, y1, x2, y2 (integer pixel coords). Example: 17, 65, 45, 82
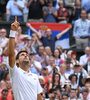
9, 17, 20, 68
56, 25, 72, 39
26, 23, 42, 39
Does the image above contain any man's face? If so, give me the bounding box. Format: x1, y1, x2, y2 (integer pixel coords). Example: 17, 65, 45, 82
19, 52, 29, 65
1, 29, 7, 38
82, 92, 88, 99
81, 10, 87, 20
32, 34, 37, 41
49, 58, 55, 65
62, 95, 68, 100
30, 55, 36, 61
46, 29, 52, 37
74, 67, 81, 73
85, 47, 90, 55
38, 46, 44, 55
42, 68, 48, 75
70, 90, 76, 98
85, 83, 90, 91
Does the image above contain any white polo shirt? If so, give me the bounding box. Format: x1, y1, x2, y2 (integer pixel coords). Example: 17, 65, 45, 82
9, 64, 42, 100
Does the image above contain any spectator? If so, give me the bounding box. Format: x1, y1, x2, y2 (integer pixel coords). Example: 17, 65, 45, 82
55, 88, 62, 99
30, 52, 42, 75
72, 0, 82, 22
0, 0, 8, 21
71, 51, 79, 68
27, 23, 71, 53
43, 1, 57, 23
6, 0, 24, 22
80, 89, 89, 100
56, 0, 69, 23
69, 74, 78, 89
29, 33, 42, 53
73, 64, 88, 87
18, 35, 31, 52
49, 73, 61, 89
69, 89, 79, 100
62, 93, 69, 100
60, 64, 68, 86
46, 56, 59, 76
65, 58, 73, 76
81, 0, 90, 13
54, 48, 64, 66
73, 9, 90, 49
79, 46, 90, 72
15, 26, 25, 51
35, 45, 47, 68
27, 0, 44, 22
45, 46, 52, 65
41, 67, 52, 98
63, 81, 71, 97
82, 76, 90, 100
0, 29, 8, 49
48, 88, 56, 100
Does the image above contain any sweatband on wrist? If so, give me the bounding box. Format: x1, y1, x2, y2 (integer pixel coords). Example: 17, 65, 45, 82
9, 30, 16, 38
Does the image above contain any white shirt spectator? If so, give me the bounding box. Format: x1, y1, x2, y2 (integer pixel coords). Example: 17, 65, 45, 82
9, 64, 42, 100
60, 73, 69, 85
79, 54, 88, 65
79, 54, 90, 72
47, 65, 59, 76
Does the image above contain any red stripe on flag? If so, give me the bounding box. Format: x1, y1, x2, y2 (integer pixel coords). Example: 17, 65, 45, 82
27, 22, 71, 31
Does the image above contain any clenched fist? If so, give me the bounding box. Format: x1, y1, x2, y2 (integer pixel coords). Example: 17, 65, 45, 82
11, 16, 20, 31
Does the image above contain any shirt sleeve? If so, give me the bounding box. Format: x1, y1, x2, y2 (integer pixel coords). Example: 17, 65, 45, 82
9, 64, 18, 78
6, 1, 11, 9
79, 56, 84, 65
37, 77, 42, 94
18, 1, 24, 8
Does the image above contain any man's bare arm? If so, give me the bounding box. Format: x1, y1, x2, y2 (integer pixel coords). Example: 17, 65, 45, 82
56, 26, 72, 39
9, 17, 20, 68
37, 94, 42, 100
26, 23, 42, 39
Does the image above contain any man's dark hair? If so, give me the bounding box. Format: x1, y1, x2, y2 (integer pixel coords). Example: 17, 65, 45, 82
70, 88, 76, 92
82, 88, 88, 93
16, 50, 28, 60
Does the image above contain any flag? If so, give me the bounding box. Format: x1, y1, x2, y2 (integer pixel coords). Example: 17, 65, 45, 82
27, 22, 71, 49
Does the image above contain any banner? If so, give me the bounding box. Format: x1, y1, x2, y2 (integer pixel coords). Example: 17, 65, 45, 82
27, 22, 71, 49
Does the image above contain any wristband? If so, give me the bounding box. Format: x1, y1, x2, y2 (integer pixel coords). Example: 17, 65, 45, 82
9, 30, 16, 38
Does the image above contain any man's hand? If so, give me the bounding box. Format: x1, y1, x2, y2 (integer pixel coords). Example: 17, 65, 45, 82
11, 16, 20, 31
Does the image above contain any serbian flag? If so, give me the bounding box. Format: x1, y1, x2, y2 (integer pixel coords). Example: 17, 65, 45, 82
27, 22, 71, 49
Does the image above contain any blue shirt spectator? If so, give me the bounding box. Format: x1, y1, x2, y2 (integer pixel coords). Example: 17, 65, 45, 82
81, 0, 90, 13
43, 1, 57, 23
73, 18, 90, 38
6, 0, 24, 22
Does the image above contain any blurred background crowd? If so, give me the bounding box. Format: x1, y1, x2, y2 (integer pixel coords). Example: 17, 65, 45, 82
0, 0, 90, 100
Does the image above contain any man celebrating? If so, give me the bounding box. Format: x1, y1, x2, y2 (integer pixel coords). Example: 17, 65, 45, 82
8, 17, 42, 100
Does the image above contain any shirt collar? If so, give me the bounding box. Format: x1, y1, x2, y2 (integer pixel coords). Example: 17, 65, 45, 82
18, 67, 32, 75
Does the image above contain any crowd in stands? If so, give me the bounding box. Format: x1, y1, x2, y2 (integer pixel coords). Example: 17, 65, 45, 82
0, 0, 89, 23
0, 0, 90, 100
